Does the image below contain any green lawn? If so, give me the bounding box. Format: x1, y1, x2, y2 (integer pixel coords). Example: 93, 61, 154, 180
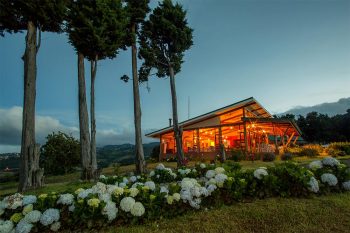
97, 193, 350, 233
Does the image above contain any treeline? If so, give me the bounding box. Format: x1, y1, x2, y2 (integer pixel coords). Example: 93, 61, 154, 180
278, 109, 350, 144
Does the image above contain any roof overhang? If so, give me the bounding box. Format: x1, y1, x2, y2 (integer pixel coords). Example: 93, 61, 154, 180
146, 97, 273, 138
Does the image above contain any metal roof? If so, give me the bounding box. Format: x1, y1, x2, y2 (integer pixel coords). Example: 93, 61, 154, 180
146, 97, 273, 138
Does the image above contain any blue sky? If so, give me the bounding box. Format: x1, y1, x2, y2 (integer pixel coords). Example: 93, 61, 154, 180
0, 0, 350, 152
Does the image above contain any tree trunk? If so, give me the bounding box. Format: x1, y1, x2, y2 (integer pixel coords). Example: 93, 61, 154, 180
78, 53, 92, 180
168, 66, 184, 167
90, 56, 98, 179
19, 21, 38, 192
131, 23, 146, 174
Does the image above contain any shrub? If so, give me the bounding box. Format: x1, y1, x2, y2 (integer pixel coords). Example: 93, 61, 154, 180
229, 149, 244, 162
327, 142, 350, 156
285, 145, 302, 156
281, 153, 293, 161
261, 153, 276, 162
299, 144, 323, 157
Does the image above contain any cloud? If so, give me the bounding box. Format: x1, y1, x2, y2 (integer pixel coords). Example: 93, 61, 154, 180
0, 106, 79, 147
0, 106, 157, 153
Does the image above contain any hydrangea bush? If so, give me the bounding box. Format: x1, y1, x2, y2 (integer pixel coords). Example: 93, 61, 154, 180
1, 159, 350, 232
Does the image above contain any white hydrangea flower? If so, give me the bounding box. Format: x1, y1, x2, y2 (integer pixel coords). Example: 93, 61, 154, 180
129, 176, 137, 183
98, 193, 111, 203
122, 177, 129, 184
102, 201, 118, 221
178, 168, 191, 175
50, 222, 61, 232
40, 208, 60, 226
309, 160, 323, 170
189, 198, 201, 209
321, 173, 338, 186
131, 182, 144, 188
144, 181, 156, 191
206, 184, 217, 194
57, 193, 74, 205
68, 204, 75, 212
308, 177, 319, 193
173, 193, 181, 201
129, 188, 139, 197
92, 182, 107, 194
156, 163, 165, 170
77, 188, 93, 199
113, 187, 124, 196
24, 210, 42, 223
322, 157, 340, 167
160, 186, 169, 194
119, 182, 127, 188
253, 168, 268, 180
205, 170, 216, 179
214, 167, 225, 174
107, 185, 119, 195
120, 197, 135, 212
342, 181, 350, 191
130, 202, 145, 217
22, 204, 33, 215
149, 170, 155, 177
215, 173, 228, 187
22, 195, 37, 206
2, 193, 23, 209
16, 219, 33, 233
99, 175, 107, 180
200, 163, 206, 169
0, 220, 13, 233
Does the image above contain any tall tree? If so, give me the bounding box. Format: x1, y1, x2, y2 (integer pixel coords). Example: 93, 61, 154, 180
138, 0, 193, 166
67, 0, 127, 179
0, 0, 68, 191
122, 0, 150, 174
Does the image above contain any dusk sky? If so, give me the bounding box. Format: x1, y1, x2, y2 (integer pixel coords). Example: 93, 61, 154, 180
1, 0, 350, 153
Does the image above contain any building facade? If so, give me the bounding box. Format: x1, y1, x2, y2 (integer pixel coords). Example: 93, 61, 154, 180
146, 97, 302, 160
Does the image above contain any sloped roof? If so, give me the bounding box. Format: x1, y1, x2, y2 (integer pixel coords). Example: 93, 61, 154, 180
146, 97, 272, 138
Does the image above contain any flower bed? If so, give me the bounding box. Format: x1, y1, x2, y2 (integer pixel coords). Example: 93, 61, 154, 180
1, 158, 350, 233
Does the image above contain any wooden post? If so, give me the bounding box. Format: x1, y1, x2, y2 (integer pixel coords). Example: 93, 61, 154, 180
243, 108, 248, 156
293, 136, 299, 145
159, 135, 162, 162
196, 129, 200, 153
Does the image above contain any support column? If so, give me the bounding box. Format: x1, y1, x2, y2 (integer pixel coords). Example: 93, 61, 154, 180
196, 129, 200, 153
243, 108, 248, 156
159, 135, 162, 162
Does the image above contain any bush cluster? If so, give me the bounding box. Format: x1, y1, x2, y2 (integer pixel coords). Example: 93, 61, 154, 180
1, 158, 349, 233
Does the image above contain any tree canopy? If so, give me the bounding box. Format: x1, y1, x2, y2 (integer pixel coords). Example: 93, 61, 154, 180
40, 131, 80, 175
138, 0, 193, 80
66, 0, 127, 61
0, 0, 68, 35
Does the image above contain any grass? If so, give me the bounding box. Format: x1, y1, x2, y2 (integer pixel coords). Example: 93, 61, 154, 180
97, 193, 350, 233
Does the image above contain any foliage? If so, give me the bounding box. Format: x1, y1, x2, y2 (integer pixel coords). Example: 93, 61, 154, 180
229, 149, 244, 162
138, 0, 193, 80
327, 142, 350, 156
260, 152, 276, 162
281, 152, 293, 161
66, 0, 127, 61
1, 159, 350, 232
40, 132, 80, 175
279, 109, 350, 143
0, 0, 68, 36
299, 145, 321, 157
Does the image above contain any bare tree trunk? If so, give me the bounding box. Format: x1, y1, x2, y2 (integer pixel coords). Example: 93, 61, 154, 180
78, 53, 92, 180
169, 66, 184, 167
19, 21, 38, 192
90, 56, 98, 178
131, 24, 146, 174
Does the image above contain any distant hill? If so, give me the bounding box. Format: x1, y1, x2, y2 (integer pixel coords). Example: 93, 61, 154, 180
0, 142, 160, 171
97, 142, 160, 167
281, 97, 350, 116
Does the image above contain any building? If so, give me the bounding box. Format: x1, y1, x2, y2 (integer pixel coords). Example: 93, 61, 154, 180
146, 97, 302, 160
